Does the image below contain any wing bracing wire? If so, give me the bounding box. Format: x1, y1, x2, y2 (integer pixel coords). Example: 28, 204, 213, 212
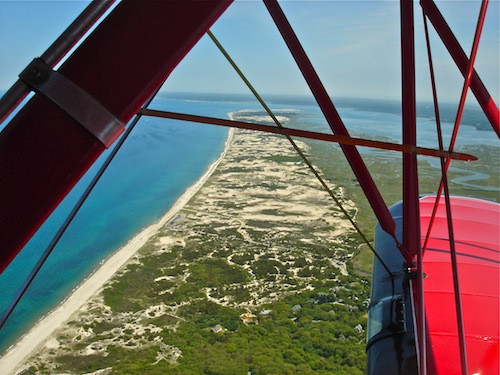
0, 87, 163, 332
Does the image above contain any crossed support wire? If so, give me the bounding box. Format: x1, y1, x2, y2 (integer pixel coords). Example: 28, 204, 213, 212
422, 0, 493, 251
400, 2, 427, 374
262, 0, 405, 251
421, 1, 491, 374
0, 0, 116, 124
0, 87, 164, 331
405, 1, 494, 373
420, 0, 499, 137
0, 2, 497, 374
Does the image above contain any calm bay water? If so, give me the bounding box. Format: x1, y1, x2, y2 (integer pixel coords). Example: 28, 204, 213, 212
0, 93, 497, 353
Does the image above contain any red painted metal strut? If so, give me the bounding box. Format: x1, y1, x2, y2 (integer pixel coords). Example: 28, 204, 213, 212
139, 109, 476, 161
263, 0, 398, 244
0, 0, 117, 124
423, 0, 492, 254
400, 1, 426, 374
423, 2, 491, 373
420, 0, 499, 137
0, 0, 232, 274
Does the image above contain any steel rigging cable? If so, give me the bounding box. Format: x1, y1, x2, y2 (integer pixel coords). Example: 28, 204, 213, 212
207, 30, 395, 283
0, 86, 163, 332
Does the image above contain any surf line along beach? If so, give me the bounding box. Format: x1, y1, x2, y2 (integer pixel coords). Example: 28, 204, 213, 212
0, 128, 235, 375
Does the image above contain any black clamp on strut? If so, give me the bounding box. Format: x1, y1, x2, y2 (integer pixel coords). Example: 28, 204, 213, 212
19, 58, 124, 148
404, 264, 427, 280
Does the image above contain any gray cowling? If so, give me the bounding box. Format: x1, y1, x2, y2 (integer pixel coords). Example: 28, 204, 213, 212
366, 201, 418, 375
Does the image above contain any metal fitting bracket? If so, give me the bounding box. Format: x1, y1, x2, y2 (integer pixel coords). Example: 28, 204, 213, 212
404, 264, 427, 280
19, 58, 124, 148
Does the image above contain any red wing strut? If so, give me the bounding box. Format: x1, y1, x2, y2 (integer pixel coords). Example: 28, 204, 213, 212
420, 0, 500, 137
0, 0, 232, 274
263, 0, 399, 248
400, 2, 427, 374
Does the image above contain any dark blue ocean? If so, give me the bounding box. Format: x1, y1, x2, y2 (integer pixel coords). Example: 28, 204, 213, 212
0, 92, 497, 353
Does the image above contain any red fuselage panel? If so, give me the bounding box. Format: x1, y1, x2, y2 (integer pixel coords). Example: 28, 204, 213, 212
421, 196, 499, 375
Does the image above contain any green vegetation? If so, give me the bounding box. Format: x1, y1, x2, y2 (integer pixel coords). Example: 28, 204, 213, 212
32, 191, 371, 374
34, 122, 499, 374
102, 263, 160, 313
265, 155, 301, 163
21, 105, 499, 375
251, 258, 287, 279
302, 138, 499, 277
232, 252, 254, 265
157, 286, 368, 375
39, 279, 369, 375
188, 259, 249, 288
350, 244, 374, 277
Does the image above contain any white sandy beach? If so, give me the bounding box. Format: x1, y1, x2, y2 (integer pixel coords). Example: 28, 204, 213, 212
0, 128, 234, 375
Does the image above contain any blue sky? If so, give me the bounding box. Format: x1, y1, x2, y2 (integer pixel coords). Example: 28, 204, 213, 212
0, 1, 498, 104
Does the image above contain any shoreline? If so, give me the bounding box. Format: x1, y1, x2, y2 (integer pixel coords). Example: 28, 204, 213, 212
0, 127, 234, 375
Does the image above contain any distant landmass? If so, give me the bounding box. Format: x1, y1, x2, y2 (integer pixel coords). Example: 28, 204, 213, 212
159, 92, 496, 132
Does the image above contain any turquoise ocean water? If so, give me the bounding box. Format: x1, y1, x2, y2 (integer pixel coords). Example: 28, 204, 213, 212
0, 93, 497, 353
